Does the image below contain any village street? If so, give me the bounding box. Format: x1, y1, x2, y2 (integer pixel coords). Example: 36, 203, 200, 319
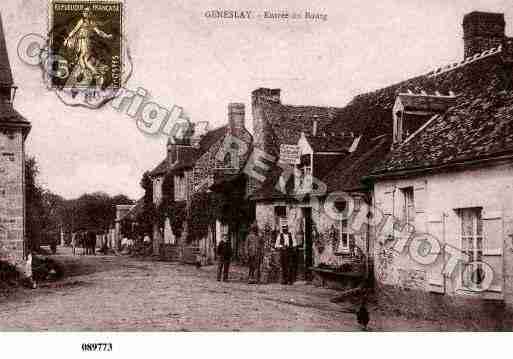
0, 249, 489, 331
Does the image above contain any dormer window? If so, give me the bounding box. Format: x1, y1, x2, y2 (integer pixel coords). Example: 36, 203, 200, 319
295, 154, 312, 193
393, 90, 457, 144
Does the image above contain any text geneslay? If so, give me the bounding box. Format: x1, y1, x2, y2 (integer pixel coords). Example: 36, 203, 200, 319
204, 10, 328, 21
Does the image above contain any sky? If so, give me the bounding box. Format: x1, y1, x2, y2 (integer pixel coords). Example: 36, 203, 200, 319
2, 0, 513, 200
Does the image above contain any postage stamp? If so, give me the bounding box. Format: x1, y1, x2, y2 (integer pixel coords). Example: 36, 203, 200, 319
48, 0, 123, 93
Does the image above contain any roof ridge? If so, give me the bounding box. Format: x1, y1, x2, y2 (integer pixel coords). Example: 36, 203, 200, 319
426, 45, 502, 78
202, 123, 226, 133
347, 45, 502, 105
282, 103, 343, 111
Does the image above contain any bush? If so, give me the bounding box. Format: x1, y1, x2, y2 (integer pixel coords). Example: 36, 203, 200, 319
0, 261, 19, 285
32, 256, 64, 282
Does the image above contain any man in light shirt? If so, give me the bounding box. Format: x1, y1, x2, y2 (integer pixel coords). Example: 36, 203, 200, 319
275, 224, 296, 285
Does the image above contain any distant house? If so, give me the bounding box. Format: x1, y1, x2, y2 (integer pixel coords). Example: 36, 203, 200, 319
113, 203, 135, 248
0, 13, 31, 271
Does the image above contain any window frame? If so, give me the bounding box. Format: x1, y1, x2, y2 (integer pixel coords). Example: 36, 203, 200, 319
333, 200, 351, 255
174, 173, 187, 201
400, 186, 415, 225
458, 207, 485, 290
295, 154, 313, 193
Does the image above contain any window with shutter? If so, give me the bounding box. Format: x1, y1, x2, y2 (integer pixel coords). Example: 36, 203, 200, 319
383, 186, 395, 216
400, 187, 415, 225
459, 208, 485, 290
481, 209, 504, 294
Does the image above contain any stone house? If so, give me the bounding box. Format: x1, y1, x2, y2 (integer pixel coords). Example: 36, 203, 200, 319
148, 135, 199, 256
113, 203, 135, 248
0, 13, 31, 272
249, 88, 392, 284
364, 12, 513, 305
148, 103, 252, 263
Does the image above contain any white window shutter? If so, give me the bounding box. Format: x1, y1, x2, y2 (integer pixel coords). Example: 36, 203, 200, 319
383, 187, 395, 215
482, 210, 503, 293
414, 182, 427, 214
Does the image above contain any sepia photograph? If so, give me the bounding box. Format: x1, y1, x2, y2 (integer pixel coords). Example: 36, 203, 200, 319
1, 0, 513, 355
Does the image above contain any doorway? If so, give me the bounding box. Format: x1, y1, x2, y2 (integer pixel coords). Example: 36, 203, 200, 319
302, 207, 313, 281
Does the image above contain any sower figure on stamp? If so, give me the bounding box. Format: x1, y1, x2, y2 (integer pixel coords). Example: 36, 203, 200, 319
275, 223, 296, 285
246, 222, 261, 284
63, 7, 113, 88
217, 233, 232, 282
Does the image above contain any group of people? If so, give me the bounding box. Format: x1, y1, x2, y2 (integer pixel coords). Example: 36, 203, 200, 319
71, 230, 97, 256
216, 222, 300, 285
120, 234, 152, 251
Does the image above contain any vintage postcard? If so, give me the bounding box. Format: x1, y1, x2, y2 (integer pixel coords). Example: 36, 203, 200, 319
1, 0, 513, 357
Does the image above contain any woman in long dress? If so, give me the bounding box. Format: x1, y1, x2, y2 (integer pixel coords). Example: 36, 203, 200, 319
63, 7, 113, 85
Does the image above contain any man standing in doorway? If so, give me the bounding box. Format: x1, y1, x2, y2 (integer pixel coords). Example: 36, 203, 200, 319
217, 233, 232, 282
275, 223, 296, 285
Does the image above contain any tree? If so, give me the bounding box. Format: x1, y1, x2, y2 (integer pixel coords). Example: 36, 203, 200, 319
25, 156, 45, 251
25, 156, 135, 249
136, 171, 155, 237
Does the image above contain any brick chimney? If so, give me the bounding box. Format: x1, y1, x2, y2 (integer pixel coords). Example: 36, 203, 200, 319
463, 11, 505, 58
251, 88, 281, 105
251, 88, 281, 155
228, 103, 245, 135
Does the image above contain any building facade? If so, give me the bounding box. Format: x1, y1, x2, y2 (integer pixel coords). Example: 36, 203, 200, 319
365, 11, 513, 306
0, 14, 31, 272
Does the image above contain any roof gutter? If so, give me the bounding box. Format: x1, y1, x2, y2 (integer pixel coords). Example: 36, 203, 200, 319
366, 152, 513, 181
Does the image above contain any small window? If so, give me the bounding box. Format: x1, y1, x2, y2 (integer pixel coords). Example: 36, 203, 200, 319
295, 155, 312, 193
274, 206, 287, 232
401, 187, 415, 225
274, 206, 286, 218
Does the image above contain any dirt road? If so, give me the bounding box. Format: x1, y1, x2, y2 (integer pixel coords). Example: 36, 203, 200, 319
0, 249, 477, 331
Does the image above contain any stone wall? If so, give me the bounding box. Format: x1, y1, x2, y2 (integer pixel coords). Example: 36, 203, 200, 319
0, 129, 25, 269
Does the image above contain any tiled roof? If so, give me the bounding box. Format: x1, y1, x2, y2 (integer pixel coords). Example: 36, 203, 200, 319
305, 134, 353, 152
249, 100, 349, 200
0, 102, 31, 127
372, 48, 513, 175
249, 135, 391, 200
149, 125, 228, 177
252, 39, 513, 197
149, 158, 169, 177
0, 13, 13, 86
324, 135, 391, 192
259, 101, 343, 156
198, 125, 227, 156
